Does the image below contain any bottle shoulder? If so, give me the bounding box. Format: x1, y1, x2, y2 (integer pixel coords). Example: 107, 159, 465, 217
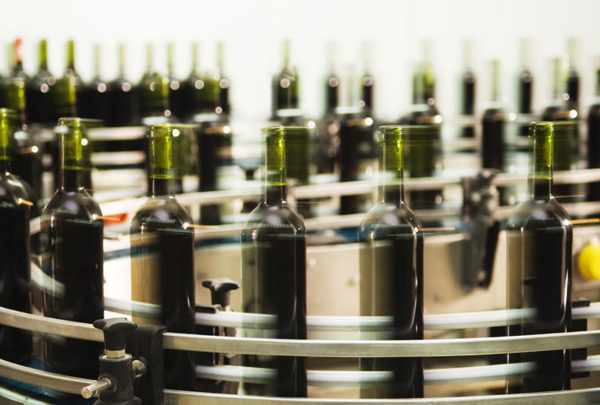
507, 198, 572, 230
242, 203, 306, 235
360, 203, 423, 237
131, 196, 193, 230
0, 173, 30, 205
42, 189, 103, 221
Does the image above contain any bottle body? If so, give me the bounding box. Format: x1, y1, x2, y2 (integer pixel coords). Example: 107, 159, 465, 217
481, 107, 505, 171
107, 76, 138, 127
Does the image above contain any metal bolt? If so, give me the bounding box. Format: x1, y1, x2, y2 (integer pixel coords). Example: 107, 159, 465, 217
81, 377, 112, 399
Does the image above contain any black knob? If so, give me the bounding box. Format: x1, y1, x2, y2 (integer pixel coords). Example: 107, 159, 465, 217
93, 318, 138, 352
202, 279, 239, 308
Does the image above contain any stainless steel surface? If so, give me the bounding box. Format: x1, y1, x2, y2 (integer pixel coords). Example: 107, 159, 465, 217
162, 329, 600, 357
0, 358, 94, 396
163, 388, 600, 405
81, 378, 112, 399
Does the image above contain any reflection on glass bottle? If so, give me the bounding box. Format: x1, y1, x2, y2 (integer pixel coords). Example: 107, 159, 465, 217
506, 122, 572, 393
107, 44, 138, 127
241, 126, 307, 397
130, 124, 196, 391
587, 63, 600, 201
271, 40, 300, 122
80, 44, 109, 122
0, 109, 33, 365
359, 125, 423, 398
26, 39, 56, 126
41, 118, 104, 379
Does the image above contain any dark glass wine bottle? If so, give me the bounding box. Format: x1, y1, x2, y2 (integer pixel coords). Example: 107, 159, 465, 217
196, 114, 232, 225
79, 44, 109, 121
216, 42, 230, 116
360, 42, 375, 115
241, 126, 307, 397
26, 39, 56, 126
0, 108, 33, 365
180, 43, 216, 121
587, 65, 600, 201
460, 40, 476, 138
517, 39, 534, 137
41, 118, 104, 379
482, 60, 505, 172
130, 124, 196, 390
359, 125, 423, 399
324, 42, 339, 116
106, 44, 138, 127
506, 122, 572, 393
271, 40, 300, 121
542, 58, 579, 202
11, 38, 28, 82
4, 78, 43, 206
138, 44, 175, 125
167, 43, 184, 120
566, 38, 580, 110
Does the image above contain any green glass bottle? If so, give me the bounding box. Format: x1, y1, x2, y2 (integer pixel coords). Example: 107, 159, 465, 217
506, 122, 572, 393
271, 40, 300, 121
324, 42, 339, 116
242, 126, 307, 397
180, 42, 218, 121
0, 108, 33, 365
41, 118, 104, 379
138, 44, 175, 125
131, 124, 196, 390
359, 125, 423, 398
167, 43, 184, 119
63, 40, 85, 114
107, 44, 138, 127
80, 44, 110, 121
216, 42, 230, 116
26, 39, 56, 126
11, 38, 28, 82
517, 38, 534, 137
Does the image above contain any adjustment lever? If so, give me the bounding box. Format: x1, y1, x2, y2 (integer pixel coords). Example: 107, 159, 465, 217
82, 318, 144, 404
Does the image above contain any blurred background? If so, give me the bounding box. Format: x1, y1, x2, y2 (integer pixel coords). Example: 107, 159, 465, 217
2, 0, 600, 123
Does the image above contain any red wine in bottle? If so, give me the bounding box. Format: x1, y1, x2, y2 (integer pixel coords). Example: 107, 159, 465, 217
26, 39, 56, 126
106, 44, 138, 127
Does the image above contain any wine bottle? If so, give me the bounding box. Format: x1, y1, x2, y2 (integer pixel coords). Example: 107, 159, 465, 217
216, 42, 230, 116
180, 42, 216, 121
0, 108, 33, 365
517, 39, 534, 137
284, 125, 312, 218
542, 58, 578, 202
587, 63, 600, 201
196, 114, 232, 225
130, 123, 196, 390
63, 40, 85, 114
271, 40, 300, 121
4, 78, 43, 205
460, 40, 476, 138
167, 43, 184, 119
360, 41, 375, 115
241, 126, 307, 397
138, 44, 175, 125
482, 60, 505, 172
106, 44, 138, 127
79, 44, 109, 121
41, 118, 104, 379
506, 122, 572, 392
566, 38, 580, 110
11, 38, 28, 82
323, 42, 340, 116
26, 39, 56, 126
359, 125, 423, 398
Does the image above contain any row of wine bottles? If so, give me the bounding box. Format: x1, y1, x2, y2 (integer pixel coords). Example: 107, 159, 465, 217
0, 104, 574, 397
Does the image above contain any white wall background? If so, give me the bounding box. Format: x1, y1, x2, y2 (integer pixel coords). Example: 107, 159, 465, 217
1, 0, 600, 123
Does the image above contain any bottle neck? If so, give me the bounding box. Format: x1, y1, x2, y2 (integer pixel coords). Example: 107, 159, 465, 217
66, 41, 76, 71
378, 131, 404, 206
596, 68, 600, 98
167, 44, 174, 76
146, 45, 154, 73
38, 41, 48, 70
528, 128, 553, 200
149, 177, 174, 197
264, 130, 287, 205
118, 45, 126, 77
14, 39, 23, 72
192, 43, 200, 74
61, 168, 83, 192
93, 45, 101, 78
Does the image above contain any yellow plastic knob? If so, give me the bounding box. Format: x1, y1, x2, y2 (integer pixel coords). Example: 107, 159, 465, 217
579, 242, 600, 280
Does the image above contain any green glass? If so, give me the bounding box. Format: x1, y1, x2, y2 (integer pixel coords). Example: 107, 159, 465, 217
41, 118, 103, 381
138, 44, 173, 124
271, 40, 299, 120
241, 126, 307, 397
506, 122, 572, 393
180, 42, 219, 120
26, 39, 56, 125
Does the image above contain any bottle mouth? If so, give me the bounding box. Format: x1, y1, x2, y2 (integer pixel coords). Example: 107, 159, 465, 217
379, 125, 402, 134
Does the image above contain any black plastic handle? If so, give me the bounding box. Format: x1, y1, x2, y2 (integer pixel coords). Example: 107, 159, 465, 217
201, 278, 239, 308
93, 318, 138, 352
